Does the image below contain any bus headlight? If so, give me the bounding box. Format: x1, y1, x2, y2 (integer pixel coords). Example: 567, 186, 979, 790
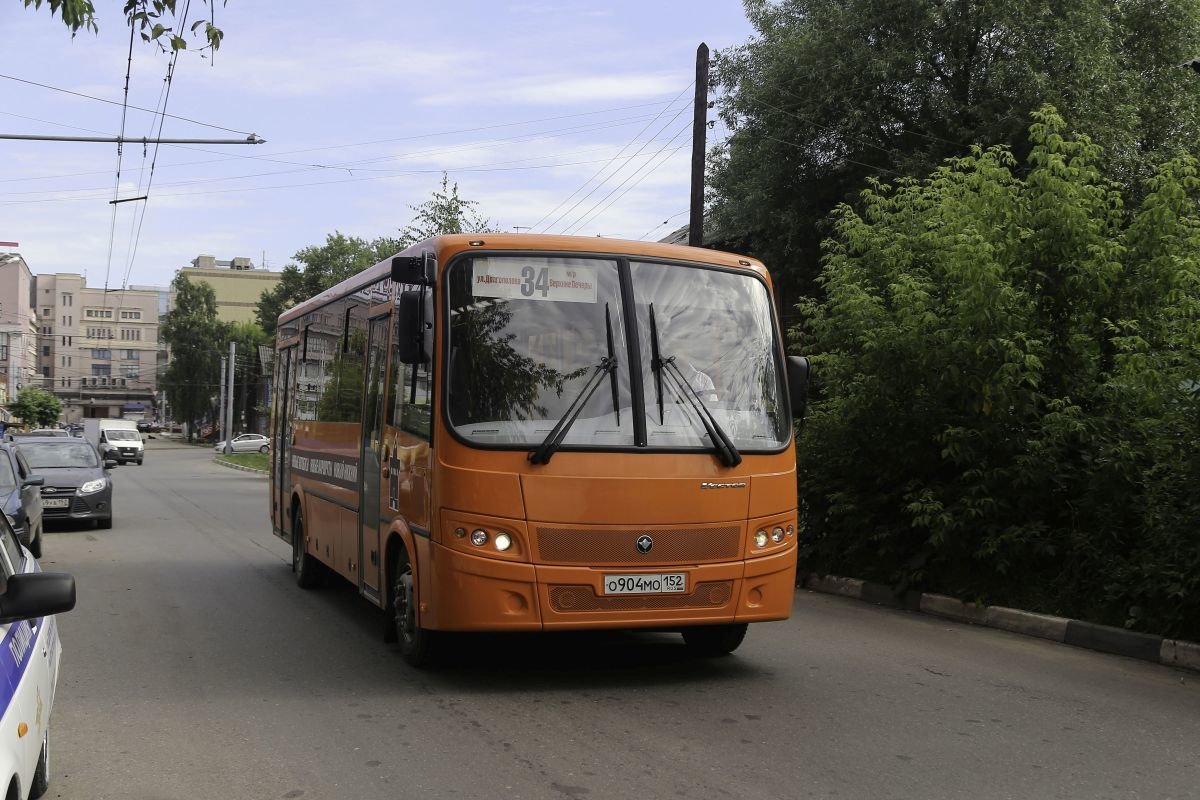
771, 526, 785, 543
79, 478, 107, 495
754, 529, 769, 548
470, 529, 489, 547
494, 532, 512, 552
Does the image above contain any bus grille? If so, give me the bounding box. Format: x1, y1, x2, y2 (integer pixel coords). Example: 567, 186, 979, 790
549, 581, 734, 613
535, 525, 740, 564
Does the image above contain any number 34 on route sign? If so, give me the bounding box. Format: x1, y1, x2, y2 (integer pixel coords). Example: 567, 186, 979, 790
472, 258, 598, 304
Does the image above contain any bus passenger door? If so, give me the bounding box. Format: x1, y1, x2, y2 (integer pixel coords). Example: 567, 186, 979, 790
358, 316, 390, 600
272, 346, 296, 538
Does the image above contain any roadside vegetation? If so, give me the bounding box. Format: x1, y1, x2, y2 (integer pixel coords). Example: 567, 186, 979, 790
216, 452, 269, 471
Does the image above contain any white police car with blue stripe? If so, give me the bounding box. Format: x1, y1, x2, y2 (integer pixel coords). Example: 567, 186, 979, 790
0, 512, 75, 800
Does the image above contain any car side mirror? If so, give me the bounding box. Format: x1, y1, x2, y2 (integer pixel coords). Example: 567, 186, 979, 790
0, 572, 76, 624
21, 476, 44, 487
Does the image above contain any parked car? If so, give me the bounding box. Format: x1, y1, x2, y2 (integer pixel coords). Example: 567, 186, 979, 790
214, 433, 270, 454
28, 429, 69, 437
0, 443, 44, 557
16, 437, 113, 530
0, 511, 75, 800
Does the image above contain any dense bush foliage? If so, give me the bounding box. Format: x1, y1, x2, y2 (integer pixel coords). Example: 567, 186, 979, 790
796, 108, 1200, 640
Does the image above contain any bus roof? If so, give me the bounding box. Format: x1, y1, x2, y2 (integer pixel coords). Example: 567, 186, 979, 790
277, 233, 770, 327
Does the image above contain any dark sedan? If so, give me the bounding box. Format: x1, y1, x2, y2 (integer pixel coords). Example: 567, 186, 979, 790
17, 437, 114, 529
0, 442, 45, 556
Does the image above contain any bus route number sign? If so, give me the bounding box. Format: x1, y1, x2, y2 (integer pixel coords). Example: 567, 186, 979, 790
472, 259, 598, 304
602, 573, 687, 595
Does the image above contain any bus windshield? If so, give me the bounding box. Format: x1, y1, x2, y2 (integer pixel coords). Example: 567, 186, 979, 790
445, 255, 788, 452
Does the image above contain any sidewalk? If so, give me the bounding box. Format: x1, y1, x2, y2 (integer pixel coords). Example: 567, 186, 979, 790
803, 573, 1200, 674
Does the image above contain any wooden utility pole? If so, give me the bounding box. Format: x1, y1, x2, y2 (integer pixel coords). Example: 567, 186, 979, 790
688, 42, 710, 247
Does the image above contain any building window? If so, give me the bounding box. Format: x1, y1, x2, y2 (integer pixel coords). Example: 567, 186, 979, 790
122, 349, 139, 360
92, 349, 111, 360
123, 365, 139, 378
0, 333, 8, 361
42, 308, 50, 317
62, 293, 72, 306
41, 345, 50, 356
119, 329, 142, 341
42, 367, 49, 377
91, 364, 111, 377
120, 310, 142, 320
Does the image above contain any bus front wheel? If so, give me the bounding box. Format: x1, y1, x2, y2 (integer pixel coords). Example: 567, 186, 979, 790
292, 508, 322, 589
389, 548, 435, 667
681, 623, 748, 657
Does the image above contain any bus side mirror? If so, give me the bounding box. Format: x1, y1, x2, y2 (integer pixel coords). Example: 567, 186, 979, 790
397, 290, 433, 365
391, 251, 436, 285
787, 355, 810, 418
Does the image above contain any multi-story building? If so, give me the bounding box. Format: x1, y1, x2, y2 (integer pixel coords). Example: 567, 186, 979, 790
175, 255, 282, 324
0, 252, 40, 423
33, 274, 162, 422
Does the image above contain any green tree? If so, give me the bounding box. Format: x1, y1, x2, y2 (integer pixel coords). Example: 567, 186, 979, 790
7, 387, 62, 428
227, 321, 271, 434
398, 173, 495, 247
709, 0, 1200, 313
797, 107, 1200, 639
161, 274, 224, 441
255, 233, 401, 335
21, 0, 224, 51
255, 178, 495, 335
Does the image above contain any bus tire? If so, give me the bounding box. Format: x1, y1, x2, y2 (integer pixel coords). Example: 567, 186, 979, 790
389, 548, 435, 667
292, 508, 322, 589
681, 623, 748, 656
29, 729, 49, 799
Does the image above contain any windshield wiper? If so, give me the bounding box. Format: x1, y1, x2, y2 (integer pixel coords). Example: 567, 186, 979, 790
529, 305, 619, 465
647, 303, 741, 468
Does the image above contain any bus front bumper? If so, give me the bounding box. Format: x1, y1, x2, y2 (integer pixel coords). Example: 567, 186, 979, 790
422, 541, 797, 632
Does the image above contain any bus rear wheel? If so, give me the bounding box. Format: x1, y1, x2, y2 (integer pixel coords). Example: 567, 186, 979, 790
292, 508, 322, 589
681, 623, 748, 656
389, 548, 435, 667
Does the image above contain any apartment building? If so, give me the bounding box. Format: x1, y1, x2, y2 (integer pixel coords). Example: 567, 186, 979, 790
33, 274, 162, 422
0, 252, 41, 422
175, 255, 282, 323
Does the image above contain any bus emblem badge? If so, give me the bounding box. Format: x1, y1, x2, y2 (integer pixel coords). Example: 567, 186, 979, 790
636, 535, 653, 554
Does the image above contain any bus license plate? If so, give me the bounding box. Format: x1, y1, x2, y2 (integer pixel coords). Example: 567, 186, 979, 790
43, 498, 69, 508
603, 573, 686, 595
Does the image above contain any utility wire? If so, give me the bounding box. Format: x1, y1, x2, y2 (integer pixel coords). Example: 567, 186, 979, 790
0, 71, 254, 135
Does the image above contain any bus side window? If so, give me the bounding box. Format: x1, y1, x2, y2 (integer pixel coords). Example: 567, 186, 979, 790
391, 309, 432, 440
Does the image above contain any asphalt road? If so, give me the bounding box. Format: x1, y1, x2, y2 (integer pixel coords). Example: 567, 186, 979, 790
36, 437, 1200, 800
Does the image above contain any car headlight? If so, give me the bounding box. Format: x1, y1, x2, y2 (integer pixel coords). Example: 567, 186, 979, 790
79, 478, 108, 495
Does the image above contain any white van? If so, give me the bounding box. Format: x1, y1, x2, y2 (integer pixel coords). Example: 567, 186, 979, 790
97, 419, 144, 466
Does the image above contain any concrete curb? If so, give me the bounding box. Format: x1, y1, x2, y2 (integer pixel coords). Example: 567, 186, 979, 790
212, 457, 268, 476
803, 573, 1198, 674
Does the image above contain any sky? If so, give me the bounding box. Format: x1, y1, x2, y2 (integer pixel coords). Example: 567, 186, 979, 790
1, 0, 756, 291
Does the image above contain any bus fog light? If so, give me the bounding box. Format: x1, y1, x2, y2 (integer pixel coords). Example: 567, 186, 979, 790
470, 529, 489, 547
786, 524, 794, 537
771, 527, 785, 543
494, 533, 512, 552
454, 527, 467, 538
754, 530, 769, 548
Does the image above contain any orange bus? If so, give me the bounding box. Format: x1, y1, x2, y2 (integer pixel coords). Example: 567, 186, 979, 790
268, 234, 808, 665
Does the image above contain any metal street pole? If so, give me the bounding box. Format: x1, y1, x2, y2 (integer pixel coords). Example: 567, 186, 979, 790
0, 134, 265, 145
224, 342, 236, 455
218, 356, 227, 450
688, 42, 710, 247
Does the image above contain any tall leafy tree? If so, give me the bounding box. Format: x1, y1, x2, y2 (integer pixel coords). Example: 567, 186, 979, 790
255, 176, 494, 334
7, 387, 62, 428
397, 173, 495, 246
797, 108, 1200, 639
227, 321, 271, 434
161, 274, 224, 441
709, 0, 1200, 313
255, 233, 401, 335
21, 0, 225, 51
